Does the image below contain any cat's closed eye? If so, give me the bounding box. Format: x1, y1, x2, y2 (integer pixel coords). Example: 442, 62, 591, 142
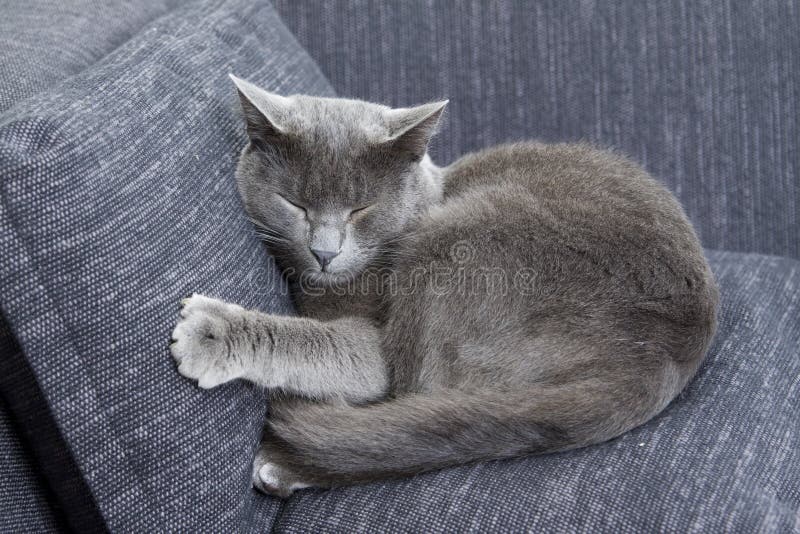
349, 204, 374, 221
276, 193, 307, 216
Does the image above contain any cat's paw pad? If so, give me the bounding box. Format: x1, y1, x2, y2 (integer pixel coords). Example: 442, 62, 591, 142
170, 294, 244, 389
252, 452, 311, 498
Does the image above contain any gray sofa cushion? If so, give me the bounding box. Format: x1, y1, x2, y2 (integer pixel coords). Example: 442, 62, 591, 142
0, 0, 190, 113
0, 321, 61, 533
0, 408, 60, 533
0, 315, 106, 532
275, 0, 800, 261
1, 2, 193, 530
272, 251, 800, 533
0, 0, 334, 530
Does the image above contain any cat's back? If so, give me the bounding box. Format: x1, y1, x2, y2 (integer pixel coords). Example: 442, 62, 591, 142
438, 142, 705, 268
385, 141, 718, 396
407, 141, 717, 334
443, 142, 671, 211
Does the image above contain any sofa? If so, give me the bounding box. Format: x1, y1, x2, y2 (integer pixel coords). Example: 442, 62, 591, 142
0, 1, 797, 532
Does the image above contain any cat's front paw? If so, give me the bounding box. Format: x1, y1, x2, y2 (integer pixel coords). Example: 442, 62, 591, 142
170, 293, 246, 389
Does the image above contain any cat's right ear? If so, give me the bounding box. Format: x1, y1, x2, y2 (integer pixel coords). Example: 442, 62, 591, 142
382, 100, 448, 162
229, 74, 292, 150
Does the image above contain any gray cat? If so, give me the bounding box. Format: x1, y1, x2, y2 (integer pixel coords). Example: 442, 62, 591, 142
170, 74, 719, 498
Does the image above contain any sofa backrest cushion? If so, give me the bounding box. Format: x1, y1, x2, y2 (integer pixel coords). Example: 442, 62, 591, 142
0, 0, 191, 113
0, 0, 334, 530
276, 0, 800, 259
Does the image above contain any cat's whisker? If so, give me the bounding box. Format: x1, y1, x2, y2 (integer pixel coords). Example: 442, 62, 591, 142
255, 233, 290, 244
248, 217, 289, 235
251, 225, 292, 244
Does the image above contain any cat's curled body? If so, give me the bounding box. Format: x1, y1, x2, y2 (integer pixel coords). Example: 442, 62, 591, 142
170, 75, 718, 497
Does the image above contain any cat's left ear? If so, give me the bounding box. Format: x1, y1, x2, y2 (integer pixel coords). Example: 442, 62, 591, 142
383, 100, 448, 161
229, 74, 293, 149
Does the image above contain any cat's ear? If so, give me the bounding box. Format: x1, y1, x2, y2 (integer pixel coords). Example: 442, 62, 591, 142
383, 100, 448, 161
229, 74, 292, 149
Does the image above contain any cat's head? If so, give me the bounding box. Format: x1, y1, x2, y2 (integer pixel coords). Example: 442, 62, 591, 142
230, 75, 447, 286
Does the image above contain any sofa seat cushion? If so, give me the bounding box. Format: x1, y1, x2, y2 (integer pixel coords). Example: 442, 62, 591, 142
0, 0, 334, 530
274, 251, 800, 533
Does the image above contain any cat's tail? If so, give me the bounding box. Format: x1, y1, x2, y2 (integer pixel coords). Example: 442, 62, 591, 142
263, 378, 665, 491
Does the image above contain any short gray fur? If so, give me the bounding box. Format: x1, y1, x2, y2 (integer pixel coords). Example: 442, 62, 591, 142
273, 252, 800, 533
171, 80, 719, 497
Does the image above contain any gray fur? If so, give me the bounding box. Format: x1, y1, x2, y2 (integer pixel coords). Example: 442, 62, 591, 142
170, 75, 718, 497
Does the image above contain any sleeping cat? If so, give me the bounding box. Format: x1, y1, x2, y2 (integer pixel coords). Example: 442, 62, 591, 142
170, 74, 718, 498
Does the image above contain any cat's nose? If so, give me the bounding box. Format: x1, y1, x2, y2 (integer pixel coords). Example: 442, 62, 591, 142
310, 248, 339, 269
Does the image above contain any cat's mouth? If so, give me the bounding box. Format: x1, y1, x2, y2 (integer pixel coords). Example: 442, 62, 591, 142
300, 268, 358, 289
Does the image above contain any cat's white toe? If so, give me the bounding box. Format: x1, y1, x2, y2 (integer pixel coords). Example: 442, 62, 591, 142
170, 295, 244, 389
195, 368, 234, 389
258, 463, 280, 487
181, 293, 245, 315
252, 457, 313, 498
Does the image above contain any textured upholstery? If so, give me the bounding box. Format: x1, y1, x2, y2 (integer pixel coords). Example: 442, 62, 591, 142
0, 315, 105, 532
0, 0, 334, 530
275, 0, 800, 260
272, 251, 800, 532
0, 321, 61, 533
0, 0, 189, 113
0, 1, 196, 531
0, 409, 60, 533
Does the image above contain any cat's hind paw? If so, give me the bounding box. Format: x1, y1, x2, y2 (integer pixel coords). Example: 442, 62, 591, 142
170, 293, 245, 389
251, 450, 312, 499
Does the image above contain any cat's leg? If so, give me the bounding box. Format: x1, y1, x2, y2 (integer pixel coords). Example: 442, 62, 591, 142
170, 294, 387, 403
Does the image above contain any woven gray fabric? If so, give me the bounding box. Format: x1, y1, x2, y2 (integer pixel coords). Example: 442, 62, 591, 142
0, 0, 334, 529
0, 0, 190, 113
0, 311, 106, 532
0, 408, 59, 533
0, 322, 60, 533
0, 3, 196, 530
272, 251, 800, 533
0, 1, 197, 530
275, 0, 800, 260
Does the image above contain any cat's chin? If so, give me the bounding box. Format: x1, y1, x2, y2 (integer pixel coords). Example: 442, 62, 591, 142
299, 268, 359, 289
